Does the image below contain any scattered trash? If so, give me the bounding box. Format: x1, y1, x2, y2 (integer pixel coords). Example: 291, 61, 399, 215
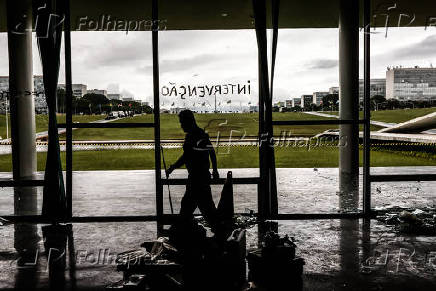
234, 215, 258, 229
247, 231, 304, 290
412, 209, 425, 216
106, 274, 148, 290
116, 239, 182, 276
197, 213, 258, 231
0, 217, 10, 226
377, 206, 436, 235
112, 221, 248, 290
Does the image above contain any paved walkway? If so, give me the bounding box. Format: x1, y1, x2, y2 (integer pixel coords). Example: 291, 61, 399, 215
303, 111, 397, 128
305, 111, 436, 138
0, 116, 121, 144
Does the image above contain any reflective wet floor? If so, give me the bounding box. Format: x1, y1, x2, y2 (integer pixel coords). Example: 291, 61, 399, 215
1, 167, 435, 216
1, 220, 436, 290
1, 167, 435, 290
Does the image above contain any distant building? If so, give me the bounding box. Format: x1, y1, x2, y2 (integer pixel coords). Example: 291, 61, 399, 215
141, 101, 150, 106
300, 94, 313, 108
87, 89, 107, 96
312, 91, 329, 106
329, 86, 339, 94
249, 105, 259, 112
58, 83, 87, 98
274, 101, 285, 108
386, 66, 436, 101
107, 93, 122, 100
122, 97, 134, 102
292, 98, 301, 107
358, 78, 386, 101
285, 99, 293, 108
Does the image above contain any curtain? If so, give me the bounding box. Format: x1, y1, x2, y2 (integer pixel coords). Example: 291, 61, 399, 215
252, 0, 279, 218
35, 0, 67, 221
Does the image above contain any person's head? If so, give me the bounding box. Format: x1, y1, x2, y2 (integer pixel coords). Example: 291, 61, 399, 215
178, 109, 197, 132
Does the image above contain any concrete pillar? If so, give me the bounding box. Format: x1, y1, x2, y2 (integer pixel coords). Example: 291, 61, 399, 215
7, 0, 36, 180
339, 0, 359, 210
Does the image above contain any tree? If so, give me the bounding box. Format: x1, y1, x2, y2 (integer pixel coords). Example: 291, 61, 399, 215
82, 93, 109, 114
322, 94, 339, 111
370, 95, 386, 104
142, 105, 153, 114
82, 93, 109, 106
309, 103, 319, 111
77, 97, 92, 114
386, 98, 400, 110
56, 88, 66, 113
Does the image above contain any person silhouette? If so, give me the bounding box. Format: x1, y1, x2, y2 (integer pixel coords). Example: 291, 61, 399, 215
166, 110, 220, 231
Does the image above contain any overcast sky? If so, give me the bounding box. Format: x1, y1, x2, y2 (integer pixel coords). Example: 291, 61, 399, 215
1, 27, 436, 108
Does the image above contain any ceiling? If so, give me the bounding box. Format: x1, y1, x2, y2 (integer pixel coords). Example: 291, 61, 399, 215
0, 0, 435, 32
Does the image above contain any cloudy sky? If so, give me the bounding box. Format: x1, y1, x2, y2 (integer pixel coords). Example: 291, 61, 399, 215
1, 27, 436, 108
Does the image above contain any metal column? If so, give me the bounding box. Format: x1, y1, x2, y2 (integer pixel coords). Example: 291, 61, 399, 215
338, 0, 359, 210
363, 0, 372, 216
152, 0, 163, 222
65, 0, 73, 219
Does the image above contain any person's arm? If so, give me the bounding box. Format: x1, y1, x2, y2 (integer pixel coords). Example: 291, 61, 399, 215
166, 153, 185, 176
206, 140, 219, 180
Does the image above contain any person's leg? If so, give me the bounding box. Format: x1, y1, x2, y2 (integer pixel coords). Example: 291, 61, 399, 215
195, 184, 218, 231
179, 182, 197, 220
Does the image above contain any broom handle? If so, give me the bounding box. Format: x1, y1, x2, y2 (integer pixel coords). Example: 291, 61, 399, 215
161, 146, 174, 214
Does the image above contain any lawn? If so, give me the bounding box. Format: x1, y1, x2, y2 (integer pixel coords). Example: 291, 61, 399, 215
64, 112, 381, 141
371, 107, 436, 123
0, 114, 104, 139
2, 108, 434, 141
326, 107, 436, 123
0, 146, 434, 172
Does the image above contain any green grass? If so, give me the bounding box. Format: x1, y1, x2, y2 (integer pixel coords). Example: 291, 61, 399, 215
2, 108, 433, 141
0, 114, 10, 139
0, 114, 104, 139
64, 112, 382, 141
371, 107, 436, 123
0, 147, 434, 172
326, 107, 436, 123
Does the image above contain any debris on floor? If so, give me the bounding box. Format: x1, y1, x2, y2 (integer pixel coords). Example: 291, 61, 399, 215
0, 217, 10, 226
246, 231, 304, 290
110, 219, 305, 291
376, 206, 436, 235
196, 214, 258, 234
110, 218, 247, 291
